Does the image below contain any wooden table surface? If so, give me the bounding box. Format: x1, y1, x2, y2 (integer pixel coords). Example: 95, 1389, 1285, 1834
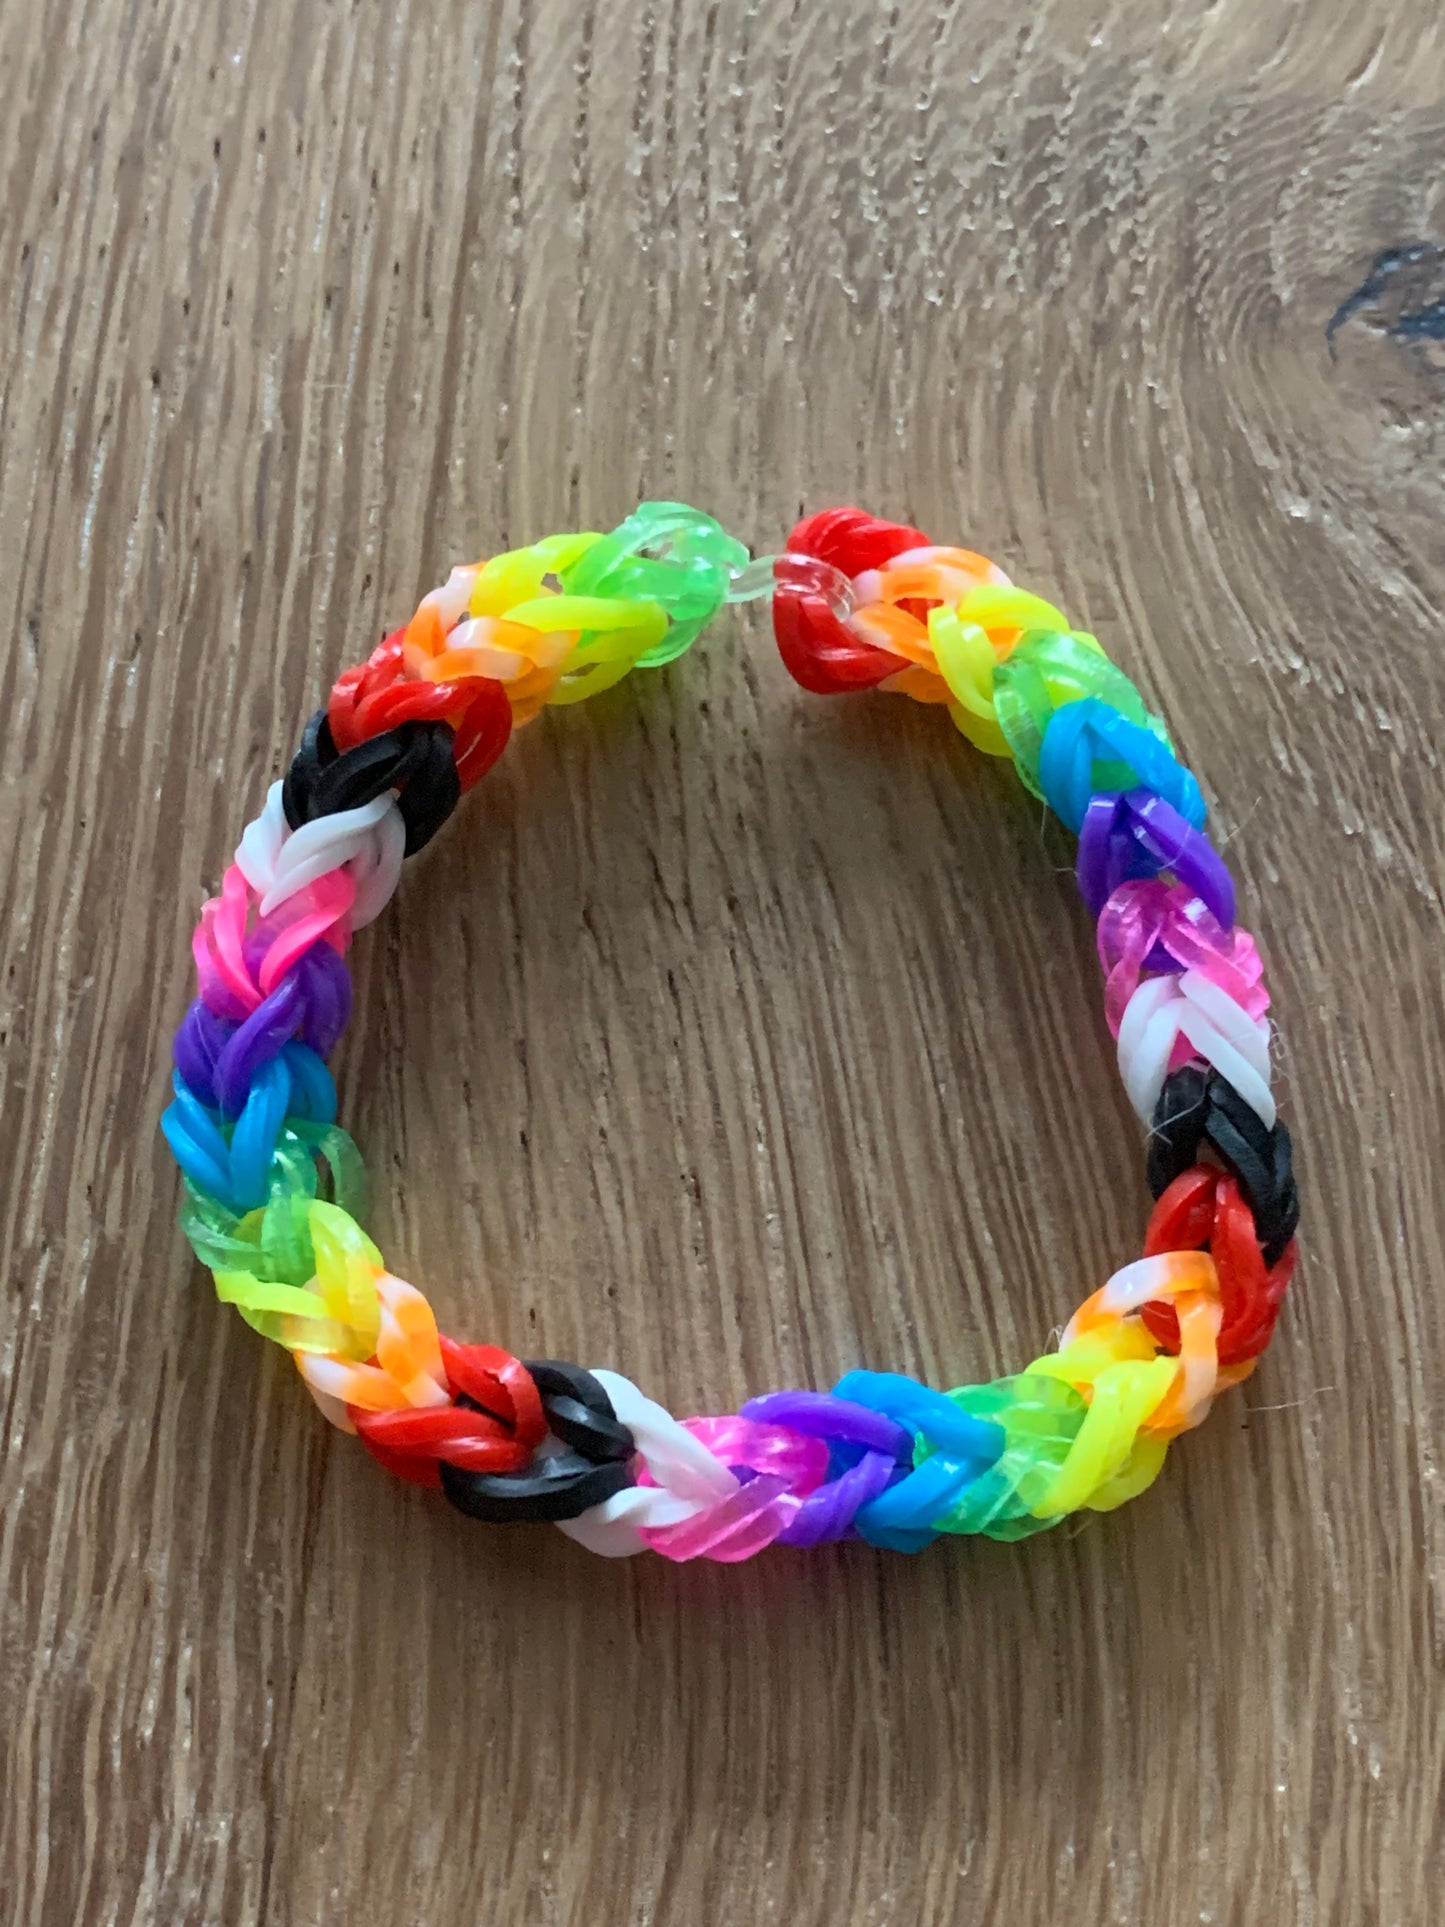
2, 3, 1442, 1923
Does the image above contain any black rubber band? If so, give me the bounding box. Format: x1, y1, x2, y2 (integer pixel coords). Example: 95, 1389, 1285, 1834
1148, 1067, 1299, 1265
390, 726, 462, 855
281, 710, 460, 854
439, 1452, 634, 1524
522, 1361, 633, 1456
525, 1359, 616, 1409
439, 1358, 638, 1523
534, 1391, 636, 1462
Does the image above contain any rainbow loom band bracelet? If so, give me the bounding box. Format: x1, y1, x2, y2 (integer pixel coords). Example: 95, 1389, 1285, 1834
164, 501, 1300, 1561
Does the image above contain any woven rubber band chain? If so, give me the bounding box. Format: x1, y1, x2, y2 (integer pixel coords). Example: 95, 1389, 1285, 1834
164, 503, 1299, 1560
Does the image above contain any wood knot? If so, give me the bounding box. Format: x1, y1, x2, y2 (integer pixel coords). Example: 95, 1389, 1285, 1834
1327, 242, 1445, 368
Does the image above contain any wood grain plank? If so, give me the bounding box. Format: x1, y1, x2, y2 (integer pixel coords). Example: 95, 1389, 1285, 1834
1, 2, 1441, 1922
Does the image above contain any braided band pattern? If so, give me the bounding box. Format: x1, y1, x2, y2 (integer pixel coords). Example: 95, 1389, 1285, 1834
164, 502, 1299, 1559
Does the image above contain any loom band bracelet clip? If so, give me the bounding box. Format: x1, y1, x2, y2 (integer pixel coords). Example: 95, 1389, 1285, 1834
1076, 787, 1237, 939
735, 552, 908, 696
723, 551, 858, 615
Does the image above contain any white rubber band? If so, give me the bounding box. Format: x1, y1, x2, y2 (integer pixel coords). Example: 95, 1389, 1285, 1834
235, 782, 406, 928
556, 1369, 738, 1556
1117, 972, 1275, 1129
590, 1370, 739, 1503
555, 1486, 706, 1558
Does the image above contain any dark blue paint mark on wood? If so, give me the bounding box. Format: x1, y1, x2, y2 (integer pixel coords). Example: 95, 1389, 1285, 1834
1326, 242, 1445, 357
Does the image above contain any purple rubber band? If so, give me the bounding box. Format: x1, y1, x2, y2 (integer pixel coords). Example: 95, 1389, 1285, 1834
777, 1450, 900, 1546
293, 941, 352, 1056
212, 942, 354, 1114
1077, 788, 1235, 940
740, 1390, 913, 1462
1076, 793, 1129, 916
215, 975, 303, 1115
173, 997, 232, 1109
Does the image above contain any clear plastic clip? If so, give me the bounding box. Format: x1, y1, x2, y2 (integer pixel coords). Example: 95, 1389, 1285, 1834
724, 552, 857, 619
